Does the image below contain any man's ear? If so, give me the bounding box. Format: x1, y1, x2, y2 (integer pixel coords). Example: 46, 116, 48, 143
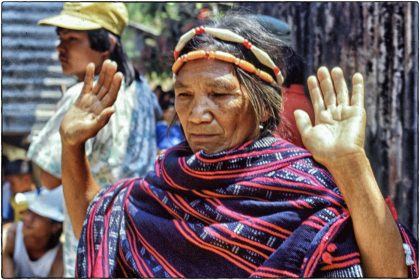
101, 34, 117, 59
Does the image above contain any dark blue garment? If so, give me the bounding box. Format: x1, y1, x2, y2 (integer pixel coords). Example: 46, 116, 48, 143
156, 121, 184, 150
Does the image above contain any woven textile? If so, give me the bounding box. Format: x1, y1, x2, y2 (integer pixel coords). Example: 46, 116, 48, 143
77, 136, 366, 277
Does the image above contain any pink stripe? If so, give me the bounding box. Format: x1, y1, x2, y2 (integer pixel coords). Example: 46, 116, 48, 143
199, 189, 268, 201
205, 226, 270, 258
127, 214, 184, 277
209, 199, 288, 239
123, 186, 154, 277
102, 204, 111, 277
86, 182, 123, 276
174, 220, 257, 273
213, 223, 275, 253
400, 226, 418, 275
141, 182, 183, 220
250, 271, 280, 278
288, 200, 303, 209
179, 155, 300, 178
260, 175, 343, 203
241, 180, 318, 197
244, 178, 343, 208
332, 252, 360, 262
257, 266, 300, 277
116, 257, 128, 277
168, 192, 215, 224
125, 222, 153, 277
288, 165, 320, 185
303, 214, 349, 277
320, 258, 361, 271
296, 199, 312, 209
195, 147, 309, 164
161, 160, 190, 191
126, 222, 153, 277
98, 181, 136, 277
309, 215, 328, 226
302, 220, 323, 230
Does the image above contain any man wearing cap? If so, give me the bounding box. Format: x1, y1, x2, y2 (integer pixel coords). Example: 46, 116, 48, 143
26, 2, 159, 277
2, 188, 64, 277
3, 159, 37, 222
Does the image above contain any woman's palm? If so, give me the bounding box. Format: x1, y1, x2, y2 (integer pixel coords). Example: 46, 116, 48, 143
295, 67, 366, 166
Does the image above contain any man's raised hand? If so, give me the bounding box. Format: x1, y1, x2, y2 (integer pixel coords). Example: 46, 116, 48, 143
60, 60, 123, 146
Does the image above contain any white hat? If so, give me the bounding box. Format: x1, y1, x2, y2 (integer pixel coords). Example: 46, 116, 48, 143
21, 187, 65, 222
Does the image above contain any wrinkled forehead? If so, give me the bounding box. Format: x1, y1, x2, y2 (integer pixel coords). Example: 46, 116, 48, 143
174, 59, 239, 89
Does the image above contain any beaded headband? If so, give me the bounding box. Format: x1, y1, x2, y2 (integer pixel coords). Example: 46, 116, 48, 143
172, 26, 284, 86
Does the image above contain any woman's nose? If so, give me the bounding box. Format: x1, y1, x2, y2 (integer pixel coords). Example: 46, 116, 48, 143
188, 97, 212, 124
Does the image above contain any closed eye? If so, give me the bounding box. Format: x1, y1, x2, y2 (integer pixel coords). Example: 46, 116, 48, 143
176, 92, 192, 98
211, 92, 231, 98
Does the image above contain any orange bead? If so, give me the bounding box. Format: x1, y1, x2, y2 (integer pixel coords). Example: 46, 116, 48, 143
214, 51, 236, 63
186, 50, 206, 61
238, 60, 255, 73
172, 59, 184, 73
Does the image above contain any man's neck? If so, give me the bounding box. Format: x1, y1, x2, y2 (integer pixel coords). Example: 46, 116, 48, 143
23, 235, 51, 261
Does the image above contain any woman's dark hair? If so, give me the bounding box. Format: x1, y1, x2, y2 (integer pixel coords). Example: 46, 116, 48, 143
178, 13, 298, 136
87, 28, 137, 86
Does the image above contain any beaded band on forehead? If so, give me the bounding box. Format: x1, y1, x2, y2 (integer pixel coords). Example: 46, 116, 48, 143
172, 26, 284, 86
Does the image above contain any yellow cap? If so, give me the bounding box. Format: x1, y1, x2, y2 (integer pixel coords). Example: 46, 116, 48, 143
38, 2, 128, 36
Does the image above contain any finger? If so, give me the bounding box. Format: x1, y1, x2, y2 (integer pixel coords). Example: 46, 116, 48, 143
294, 109, 313, 138
100, 72, 123, 108
94, 107, 115, 131
351, 72, 365, 107
97, 61, 118, 100
92, 60, 110, 94
81, 63, 95, 95
307, 75, 325, 118
331, 67, 349, 106
317, 66, 337, 108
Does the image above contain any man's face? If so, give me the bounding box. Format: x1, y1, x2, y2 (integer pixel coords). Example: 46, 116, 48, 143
56, 29, 105, 81
21, 210, 59, 242
6, 174, 34, 194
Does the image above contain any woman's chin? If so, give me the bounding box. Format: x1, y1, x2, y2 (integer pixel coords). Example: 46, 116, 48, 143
190, 144, 222, 155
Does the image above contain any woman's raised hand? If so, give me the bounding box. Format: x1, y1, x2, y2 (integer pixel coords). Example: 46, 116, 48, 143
294, 67, 366, 167
60, 60, 123, 146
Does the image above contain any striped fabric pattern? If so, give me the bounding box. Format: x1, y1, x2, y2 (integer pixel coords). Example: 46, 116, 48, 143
76, 136, 365, 278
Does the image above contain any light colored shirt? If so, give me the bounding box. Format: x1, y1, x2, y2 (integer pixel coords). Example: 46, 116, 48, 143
27, 77, 159, 277
13, 222, 60, 277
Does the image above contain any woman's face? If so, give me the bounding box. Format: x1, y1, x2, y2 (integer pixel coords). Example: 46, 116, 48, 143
174, 59, 259, 154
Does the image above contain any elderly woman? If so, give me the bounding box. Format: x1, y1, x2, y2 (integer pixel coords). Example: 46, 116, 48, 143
60, 15, 417, 278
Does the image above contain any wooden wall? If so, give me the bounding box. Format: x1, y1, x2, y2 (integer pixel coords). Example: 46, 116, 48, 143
240, 2, 419, 235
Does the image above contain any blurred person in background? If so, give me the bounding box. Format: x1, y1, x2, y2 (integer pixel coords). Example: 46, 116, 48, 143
255, 15, 315, 148
156, 90, 185, 151
3, 159, 37, 223
2, 187, 64, 278
26, 2, 159, 277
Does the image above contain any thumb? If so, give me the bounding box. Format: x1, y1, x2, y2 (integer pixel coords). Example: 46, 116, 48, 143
294, 109, 313, 138
95, 107, 115, 130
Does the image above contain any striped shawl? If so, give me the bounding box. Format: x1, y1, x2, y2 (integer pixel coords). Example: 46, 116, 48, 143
76, 136, 367, 277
